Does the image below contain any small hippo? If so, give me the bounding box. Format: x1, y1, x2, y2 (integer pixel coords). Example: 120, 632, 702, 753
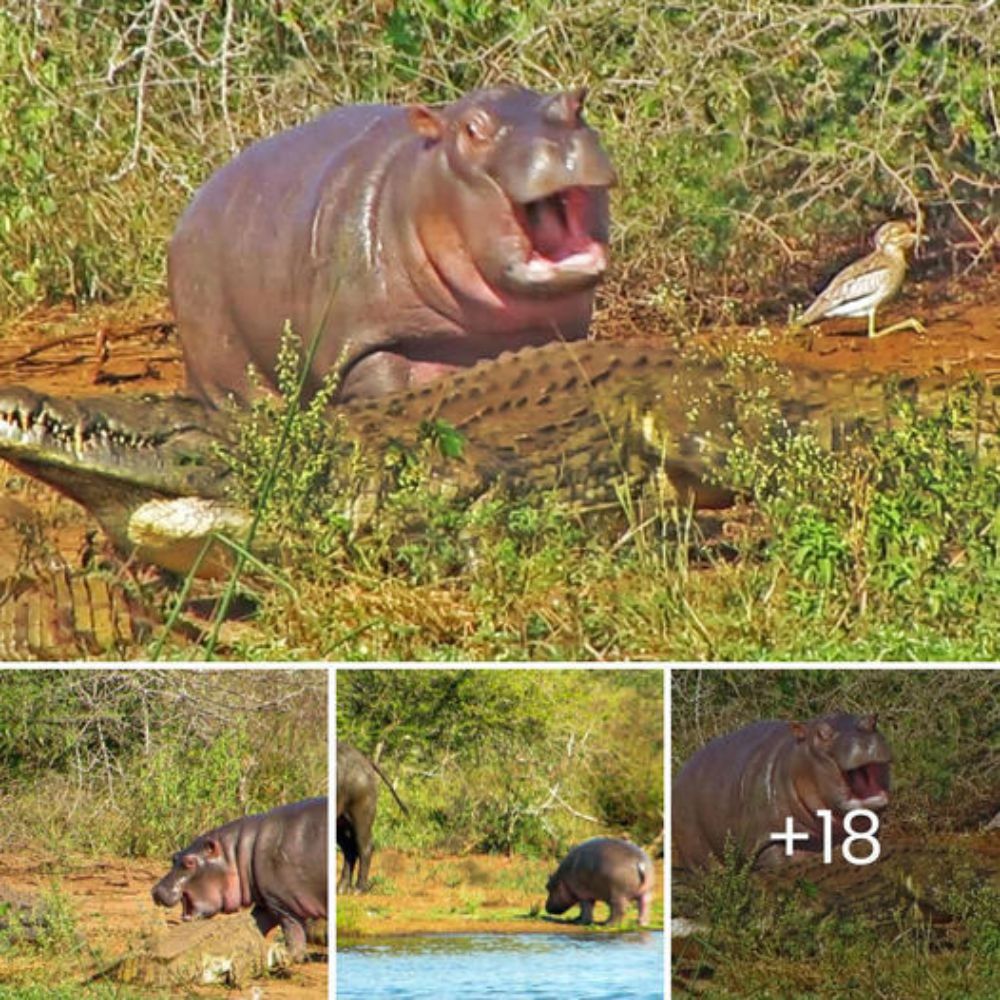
171, 86, 616, 407
545, 837, 655, 926
673, 713, 891, 870
152, 797, 327, 961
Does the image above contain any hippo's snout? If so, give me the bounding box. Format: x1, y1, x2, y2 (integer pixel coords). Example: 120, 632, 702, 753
151, 877, 182, 908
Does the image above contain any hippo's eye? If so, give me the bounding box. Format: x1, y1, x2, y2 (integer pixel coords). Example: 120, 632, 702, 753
182, 856, 197, 869
463, 110, 496, 144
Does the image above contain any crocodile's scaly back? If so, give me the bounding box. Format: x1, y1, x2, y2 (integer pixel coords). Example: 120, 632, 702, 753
0, 568, 147, 660
1, 339, 998, 578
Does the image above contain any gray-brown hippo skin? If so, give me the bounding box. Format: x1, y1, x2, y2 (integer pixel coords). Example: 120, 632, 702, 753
336, 743, 408, 893
545, 837, 655, 926
673, 714, 891, 871
151, 798, 327, 961
170, 86, 616, 407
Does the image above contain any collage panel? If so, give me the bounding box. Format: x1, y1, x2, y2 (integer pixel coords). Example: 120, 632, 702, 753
671, 667, 1000, 998
0, 668, 328, 999
0, 7, 996, 665
335, 666, 665, 999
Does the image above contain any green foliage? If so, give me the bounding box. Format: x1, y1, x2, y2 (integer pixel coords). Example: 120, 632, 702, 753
124, 724, 252, 856
0, 3, 995, 321
676, 841, 1000, 998
0, 671, 325, 858
338, 669, 663, 857
724, 384, 1000, 636
0, 882, 78, 960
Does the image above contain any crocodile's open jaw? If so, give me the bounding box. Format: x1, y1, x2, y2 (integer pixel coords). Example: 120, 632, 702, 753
0, 386, 236, 576
0, 391, 161, 466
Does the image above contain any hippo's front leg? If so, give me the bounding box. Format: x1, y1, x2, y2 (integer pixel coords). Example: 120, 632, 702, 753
576, 898, 596, 924
251, 905, 308, 963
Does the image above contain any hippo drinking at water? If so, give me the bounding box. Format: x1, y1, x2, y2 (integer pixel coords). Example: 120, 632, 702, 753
170, 86, 616, 406
152, 798, 327, 962
673, 713, 891, 871
545, 837, 655, 926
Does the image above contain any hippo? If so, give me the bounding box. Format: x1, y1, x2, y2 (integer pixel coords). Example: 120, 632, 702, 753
151, 797, 327, 961
337, 742, 409, 892
170, 86, 616, 407
545, 837, 655, 926
673, 713, 892, 871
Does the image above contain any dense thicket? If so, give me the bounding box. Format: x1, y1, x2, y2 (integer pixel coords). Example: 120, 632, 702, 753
337, 669, 664, 856
0, 670, 326, 856
0, 2, 995, 323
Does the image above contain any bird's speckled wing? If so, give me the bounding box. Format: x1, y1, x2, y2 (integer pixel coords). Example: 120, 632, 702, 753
800, 254, 895, 323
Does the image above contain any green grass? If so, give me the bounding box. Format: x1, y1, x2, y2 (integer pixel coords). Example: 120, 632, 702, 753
674, 854, 1000, 999
188, 335, 1000, 662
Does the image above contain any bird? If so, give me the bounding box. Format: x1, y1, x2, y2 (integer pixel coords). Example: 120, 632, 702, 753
796, 220, 925, 338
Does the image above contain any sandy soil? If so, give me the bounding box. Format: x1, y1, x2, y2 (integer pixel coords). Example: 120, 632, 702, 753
336, 847, 666, 938
0, 850, 327, 998
0, 275, 996, 657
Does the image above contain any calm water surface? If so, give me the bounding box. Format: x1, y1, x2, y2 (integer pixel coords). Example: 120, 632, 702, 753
337, 931, 664, 999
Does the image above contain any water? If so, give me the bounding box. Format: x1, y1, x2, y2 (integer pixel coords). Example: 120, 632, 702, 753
337, 931, 664, 999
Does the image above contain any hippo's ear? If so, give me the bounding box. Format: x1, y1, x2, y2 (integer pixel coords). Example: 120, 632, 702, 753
201, 837, 223, 859
858, 714, 877, 732
408, 105, 446, 142
789, 721, 808, 742
544, 88, 588, 126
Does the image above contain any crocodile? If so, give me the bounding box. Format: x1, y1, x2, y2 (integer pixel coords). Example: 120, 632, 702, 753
0, 339, 997, 578
0, 566, 148, 659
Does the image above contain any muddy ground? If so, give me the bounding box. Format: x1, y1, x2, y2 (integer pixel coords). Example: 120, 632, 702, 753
0, 275, 997, 657
336, 847, 666, 938
0, 850, 327, 997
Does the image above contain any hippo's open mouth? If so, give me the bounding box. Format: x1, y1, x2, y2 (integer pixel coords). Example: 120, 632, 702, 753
181, 891, 197, 920
509, 186, 608, 289
843, 761, 890, 809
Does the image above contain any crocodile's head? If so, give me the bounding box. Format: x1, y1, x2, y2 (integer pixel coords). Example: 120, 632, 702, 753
0, 387, 245, 578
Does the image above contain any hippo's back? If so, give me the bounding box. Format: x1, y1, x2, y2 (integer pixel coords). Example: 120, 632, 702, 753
169, 104, 412, 405
672, 721, 790, 869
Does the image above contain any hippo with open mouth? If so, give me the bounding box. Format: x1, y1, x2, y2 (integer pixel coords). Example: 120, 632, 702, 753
673, 713, 891, 870
170, 86, 616, 406
151, 798, 327, 961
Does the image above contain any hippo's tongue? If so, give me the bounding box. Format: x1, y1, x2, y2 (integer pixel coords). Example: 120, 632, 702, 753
522, 187, 597, 262
845, 762, 888, 803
